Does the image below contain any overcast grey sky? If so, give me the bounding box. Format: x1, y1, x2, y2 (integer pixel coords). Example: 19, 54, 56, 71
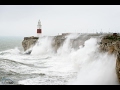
0, 5, 120, 36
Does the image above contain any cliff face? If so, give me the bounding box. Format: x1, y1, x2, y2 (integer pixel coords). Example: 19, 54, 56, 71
22, 34, 85, 53
116, 51, 120, 83
99, 34, 120, 83
22, 35, 66, 53
22, 36, 39, 51
22, 34, 102, 53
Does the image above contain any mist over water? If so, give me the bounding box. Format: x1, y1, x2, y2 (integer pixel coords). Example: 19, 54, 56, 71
0, 35, 119, 85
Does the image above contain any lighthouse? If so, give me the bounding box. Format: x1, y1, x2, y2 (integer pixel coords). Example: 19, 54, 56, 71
37, 19, 42, 37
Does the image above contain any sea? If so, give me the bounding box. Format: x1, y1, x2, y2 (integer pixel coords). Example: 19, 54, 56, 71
0, 34, 119, 85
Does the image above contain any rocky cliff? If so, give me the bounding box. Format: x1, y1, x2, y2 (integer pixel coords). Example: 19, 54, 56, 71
99, 33, 120, 83
22, 35, 66, 53
22, 33, 120, 83
22, 36, 39, 52
22, 34, 103, 53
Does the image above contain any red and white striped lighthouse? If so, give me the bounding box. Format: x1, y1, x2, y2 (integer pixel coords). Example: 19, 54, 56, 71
37, 19, 42, 37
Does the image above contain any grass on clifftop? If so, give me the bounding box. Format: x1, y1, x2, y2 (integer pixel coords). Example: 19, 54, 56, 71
105, 34, 120, 41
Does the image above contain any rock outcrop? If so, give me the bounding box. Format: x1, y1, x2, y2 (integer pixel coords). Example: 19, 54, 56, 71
99, 33, 120, 83
22, 36, 39, 51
